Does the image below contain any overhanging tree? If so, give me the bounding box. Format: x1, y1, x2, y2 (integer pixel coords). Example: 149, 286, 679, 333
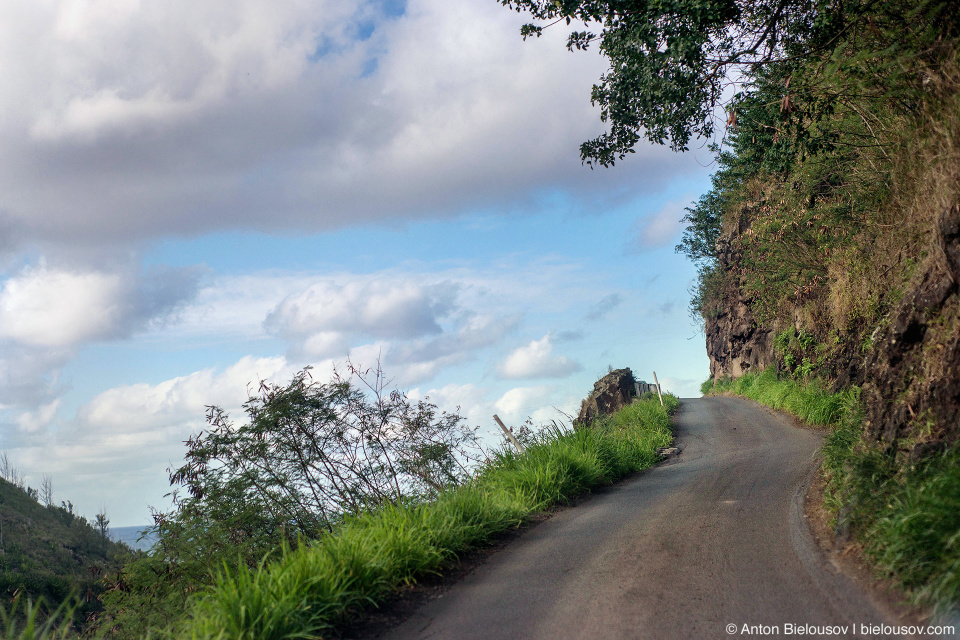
499, 0, 856, 164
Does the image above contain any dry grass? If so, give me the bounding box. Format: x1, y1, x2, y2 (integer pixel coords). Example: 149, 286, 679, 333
827, 53, 960, 330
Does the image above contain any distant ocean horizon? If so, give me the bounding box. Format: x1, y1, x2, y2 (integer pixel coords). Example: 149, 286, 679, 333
109, 525, 157, 552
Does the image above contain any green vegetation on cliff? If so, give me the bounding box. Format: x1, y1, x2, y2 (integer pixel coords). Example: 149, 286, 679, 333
531, 0, 960, 617
0, 470, 126, 632
632, 0, 960, 616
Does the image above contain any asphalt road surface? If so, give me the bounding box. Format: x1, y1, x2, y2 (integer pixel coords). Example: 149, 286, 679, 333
382, 397, 911, 640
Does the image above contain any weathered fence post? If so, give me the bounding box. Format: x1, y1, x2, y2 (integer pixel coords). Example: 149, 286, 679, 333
652, 371, 664, 407
493, 414, 526, 454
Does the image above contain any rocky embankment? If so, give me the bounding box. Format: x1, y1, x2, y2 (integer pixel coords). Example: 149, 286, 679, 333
704, 216, 776, 381
706, 201, 960, 455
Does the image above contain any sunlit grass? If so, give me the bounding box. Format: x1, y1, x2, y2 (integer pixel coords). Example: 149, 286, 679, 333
864, 449, 960, 616
181, 394, 678, 639
707, 368, 852, 426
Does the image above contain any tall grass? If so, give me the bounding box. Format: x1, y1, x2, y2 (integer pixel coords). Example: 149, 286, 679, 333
181, 395, 679, 639
0, 595, 76, 640
704, 369, 960, 616
861, 449, 960, 617
706, 368, 856, 426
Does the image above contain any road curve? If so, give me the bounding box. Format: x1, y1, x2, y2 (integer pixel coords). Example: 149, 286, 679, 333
382, 397, 904, 640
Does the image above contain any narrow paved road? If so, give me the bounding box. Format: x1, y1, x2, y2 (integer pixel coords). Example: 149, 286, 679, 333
383, 397, 905, 640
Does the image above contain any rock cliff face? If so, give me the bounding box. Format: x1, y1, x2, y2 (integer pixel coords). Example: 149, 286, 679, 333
706, 199, 960, 454
861, 202, 960, 451
704, 219, 777, 380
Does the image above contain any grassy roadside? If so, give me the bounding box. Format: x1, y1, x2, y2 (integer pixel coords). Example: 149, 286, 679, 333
703, 370, 960, 617
176, 394, 679, 639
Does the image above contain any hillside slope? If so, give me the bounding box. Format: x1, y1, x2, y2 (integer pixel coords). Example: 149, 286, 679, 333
0, 478, 126, 623
688, 0, 960, 471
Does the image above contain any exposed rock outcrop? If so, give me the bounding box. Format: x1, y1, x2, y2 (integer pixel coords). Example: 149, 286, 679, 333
576, 368, 636, 426
704, 218, 777, 380
861, 202, 960, 450
707, 198, 960, 455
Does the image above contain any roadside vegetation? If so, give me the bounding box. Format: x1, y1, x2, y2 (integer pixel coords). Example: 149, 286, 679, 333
180, 393, 676, 639
0, 367, 676, 639
704, 369, 960, 616
622, 0, 960, 620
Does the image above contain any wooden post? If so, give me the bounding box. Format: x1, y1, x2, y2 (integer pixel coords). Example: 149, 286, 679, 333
652, 371, 664, 407
493, 414, 526, 454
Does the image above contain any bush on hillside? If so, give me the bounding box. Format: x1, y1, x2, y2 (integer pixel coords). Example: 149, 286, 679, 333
96, 363, 483, 638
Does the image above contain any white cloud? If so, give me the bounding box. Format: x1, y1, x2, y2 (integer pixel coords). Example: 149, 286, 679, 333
498, 334, 581, 379
494, 385, 554, 425
265, 279, 458, 358
0, 0, 696, 250
29, 0, 353, 141
387, 313, 520, 383
15, 399, 61, 433
632, 197, 694, 251
0, 261, 199, 413
408, 382, 491, 425
0, 263, 199, 348
77, 355, 294, 433
0, 267, 125, 348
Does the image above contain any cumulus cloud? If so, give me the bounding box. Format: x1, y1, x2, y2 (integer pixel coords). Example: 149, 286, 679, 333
494, 385, 553, 425
265, 279, 459, 358
77, 355, 295, 433
408, 382, 490, 424
0, 267, 126, 348
257, 272, 527, 384
0, 261, 199, 417
0, 0, 695, 250
0, 263, 199, 348
15, 399, 61, 434
387, 313, 520, 382
497, 334, 581, 380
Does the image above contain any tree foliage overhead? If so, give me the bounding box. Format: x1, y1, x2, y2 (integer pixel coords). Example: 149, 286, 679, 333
500, 0, 854, 164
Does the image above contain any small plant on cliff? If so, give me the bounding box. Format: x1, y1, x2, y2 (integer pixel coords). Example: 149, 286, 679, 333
774, 330, 823, 379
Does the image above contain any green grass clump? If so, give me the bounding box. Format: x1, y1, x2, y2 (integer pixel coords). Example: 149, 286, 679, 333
707, 368, 854, 426
0, 595, 76, 640
865, 449, 960, 615
181, 395, 677, 639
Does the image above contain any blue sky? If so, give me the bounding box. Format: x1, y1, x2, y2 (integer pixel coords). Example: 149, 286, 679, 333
0, 0, 714, 526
